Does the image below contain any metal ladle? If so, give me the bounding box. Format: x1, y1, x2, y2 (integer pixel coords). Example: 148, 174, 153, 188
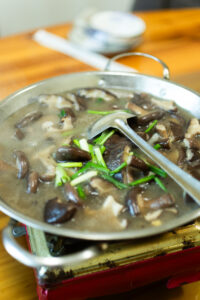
88, 111, 200, 205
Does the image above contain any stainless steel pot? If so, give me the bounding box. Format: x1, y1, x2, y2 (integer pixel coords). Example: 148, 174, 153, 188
1, 53, 200, 268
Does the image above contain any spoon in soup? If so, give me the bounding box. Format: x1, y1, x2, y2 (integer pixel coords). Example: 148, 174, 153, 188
87, 111, 200, 206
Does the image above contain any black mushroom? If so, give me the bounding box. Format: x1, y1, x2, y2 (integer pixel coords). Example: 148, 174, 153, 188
27, 171, 39, 193
129, 155, 149, 170
39, 173, 55, 183
65, 93, 87, 111
76, 87, 117, 102
13, 150, 29, 179
136, 111, 165, 126
54, 146, 91, 163
126, 187, 142, 216
44, 197, 77, 224
64, 183, 82, 206
126, 189, 175, 217
15, 111, 43, 128
14, 128, 25, 140
104, 133, 132, 171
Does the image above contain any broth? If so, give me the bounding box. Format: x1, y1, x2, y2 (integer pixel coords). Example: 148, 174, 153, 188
0, 87, 199, 232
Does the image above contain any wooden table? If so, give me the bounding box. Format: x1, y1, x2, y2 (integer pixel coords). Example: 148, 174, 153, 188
0, 8, 200, 300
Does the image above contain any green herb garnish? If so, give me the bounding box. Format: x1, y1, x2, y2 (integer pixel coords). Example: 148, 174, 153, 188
87, 109, 132, 115
110, 162, 127, 175
94, 146, 108, 168
148, 164, 167, 178
145, 120, 158, 133
100, 173, 129, 190
58, 109, 67, 118
129, 175, 155, 186
77, 185, 86, 199
94, 129, 115, 145
154, 143, 161, 150
154, 176, 168, 192
55, 165, 70, 187
58, 162, 83, 168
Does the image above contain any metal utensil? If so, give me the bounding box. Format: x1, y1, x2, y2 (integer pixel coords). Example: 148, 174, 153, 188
88, 111, 200, 205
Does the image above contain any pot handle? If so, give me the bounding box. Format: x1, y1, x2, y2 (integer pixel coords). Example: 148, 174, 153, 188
2, 219, 106, 268
105, 52, 170, 80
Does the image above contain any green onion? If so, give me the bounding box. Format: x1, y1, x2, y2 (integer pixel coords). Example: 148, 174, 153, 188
88, 144, 97, 163
76, 185, 86, 199
94, 129, 115, 145
94, 146, 107, 168
73, 139, 80, 148
110, 162, 127, 175
129, 175, 155, 186
71, 170, 98, 186
100, 145, 106, 154
79, 138, 90, 152
96, 97, 104, 103
87, 109, 133, 116
145, 120, 158, 133
148, 164, 167, 178
58, 109, 66, 118
55, 165, 70, 187
58, 162, 83, 168
70, 162, 109, 180
154, 176, 168, 192
100, 173, 129, 190
154, 143, 161, 150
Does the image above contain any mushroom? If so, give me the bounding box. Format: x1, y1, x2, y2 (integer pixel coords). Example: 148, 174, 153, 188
150, 97, 177, 111
136, 111, 164, 125
76, 87, 117, 102
44, 197, 77, 224
14, 128, 25, 140
38, 94, 73, 109
90, 177, 116, 195
185, 118, 200, 139
64, 183, 82, 206
126, 101, 148, 115
54, 146, 91, 163
126, 187, 142, 216
27, 171, 39, 193
32, 145, 56, 177
13, 150, 29, 179
15, 111, 43, 128
65, 92, 87, 111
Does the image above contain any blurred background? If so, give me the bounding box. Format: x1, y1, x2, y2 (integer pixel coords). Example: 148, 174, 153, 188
0, 0, 134, 37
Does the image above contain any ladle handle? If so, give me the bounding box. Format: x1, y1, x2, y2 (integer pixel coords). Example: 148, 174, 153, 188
115, 118, 200, 205
2, 219, 104, 268
105, 52, 170, 80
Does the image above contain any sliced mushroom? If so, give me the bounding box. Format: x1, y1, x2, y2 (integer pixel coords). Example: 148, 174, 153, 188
102, 195, 123, 217
126, 101, 148, 115
150, 97, 177, 111
44, 197, 77, 224
90, 177, 115, 195
13, 150, 29, 179
64, 183, 82, 206
104, 134, 132, 171
39, 173, 55, 183
14, 128, 25, 140
76, 88, 117, 102
126, 187, 142, 216
185, 118, 200, 139
38, 94, 73, 109
32, 146, 56, 176
15, 111, 43, 128
129, 155, 149, 170
65, 93, 87, 111
27, 171, 39, 193
136, 111, 164, 125
140, 194, 175, 212
54, 146, 91, 163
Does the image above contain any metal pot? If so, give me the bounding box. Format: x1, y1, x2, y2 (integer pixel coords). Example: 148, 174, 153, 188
1, 53, 200, 267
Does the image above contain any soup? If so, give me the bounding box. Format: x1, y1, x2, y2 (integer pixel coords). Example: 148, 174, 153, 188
0, 87, 199, 232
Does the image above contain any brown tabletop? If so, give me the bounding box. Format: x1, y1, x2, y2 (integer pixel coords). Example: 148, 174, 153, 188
0, 8, 200, 300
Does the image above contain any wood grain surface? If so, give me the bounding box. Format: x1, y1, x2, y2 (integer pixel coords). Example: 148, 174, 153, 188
0, 8, 200, 300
